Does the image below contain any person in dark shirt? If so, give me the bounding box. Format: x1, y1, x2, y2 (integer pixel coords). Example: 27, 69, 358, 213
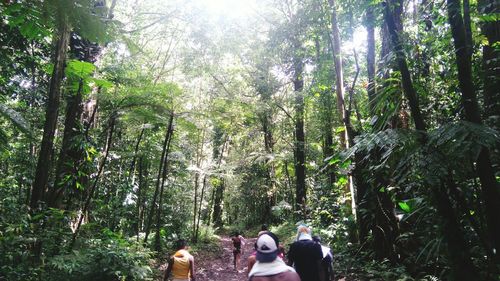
312, 235, 334, 281
287, 225, 323, 281
231, 231, 243, 270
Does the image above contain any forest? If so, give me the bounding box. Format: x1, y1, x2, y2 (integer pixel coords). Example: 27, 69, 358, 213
0, 0, 499, 280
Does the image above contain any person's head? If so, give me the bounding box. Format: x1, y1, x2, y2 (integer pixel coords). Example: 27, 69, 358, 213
296, 224, 312, 241
175, 239, 187, 250
312, 235, 321, 243
297, 224, 311, 235
257, 224, 269, 236
255, 231, 280, 263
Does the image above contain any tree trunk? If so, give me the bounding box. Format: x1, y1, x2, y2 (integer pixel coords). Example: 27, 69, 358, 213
328, 0, 351, 147
49, 79, 85, 208
192, 173, 199, 240
366, 3, 376, 114
260, 107, 276, 222
293, 41, 306, 218
478, 0, 500, 129
192, 129, 205, 241
129, 126, 146, 185
433, 184, 478, 280
31, 21, 70, 210
329, 0, 358, 221
70, 114, 116, 248
154, 113, 174, 252
384, 1, 480, 274
447, 0, 500, 257
144, 113, 174, 243
212, 179, 225, 228
195, 176, 207, 242
137, 156, 144, 241
384, 1, 426, 132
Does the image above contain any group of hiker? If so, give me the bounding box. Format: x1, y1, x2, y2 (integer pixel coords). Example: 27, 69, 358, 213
163, 224, 334, 281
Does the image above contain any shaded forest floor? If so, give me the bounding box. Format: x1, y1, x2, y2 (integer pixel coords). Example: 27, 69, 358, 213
158, 236, 256, 281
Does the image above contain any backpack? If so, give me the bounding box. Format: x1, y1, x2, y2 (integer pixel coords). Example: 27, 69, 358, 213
232, 236, 241, 249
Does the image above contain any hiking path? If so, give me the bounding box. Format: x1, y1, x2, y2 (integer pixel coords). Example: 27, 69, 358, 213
159, 236, 256, 281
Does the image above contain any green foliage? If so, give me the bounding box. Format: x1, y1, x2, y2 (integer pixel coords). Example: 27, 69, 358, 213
66, 60, 96, 79
47, 237, 153, 281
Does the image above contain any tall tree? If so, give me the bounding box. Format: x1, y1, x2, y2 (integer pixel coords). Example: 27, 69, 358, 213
30, 16, 70, 210
292, 38, 306, 218
447, 0, 500, 258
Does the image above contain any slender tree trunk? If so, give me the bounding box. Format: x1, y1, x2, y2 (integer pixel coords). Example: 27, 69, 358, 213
384, 1, 426, 132
129, 127, 145, 185
478, 0, 500, 129
70, 114, 116, 249
155, 114, 174, 252
329, 0, 358, 222
292, 40, 306, 218
260, 109, 276, 222
192, 173, 199, 240
137, 156, 144, 241
328, 0, 350, 147
31, 21, 70, 210
192, 129, 205, 241
195, 176, 207, 242
447, 0, 500, 257
366, 4, 376, 113
463, 0, 473, 60
206, 188, 215, 226
144, 112, 174, 243
144, 113, 174, 243
211, 128, 228, 227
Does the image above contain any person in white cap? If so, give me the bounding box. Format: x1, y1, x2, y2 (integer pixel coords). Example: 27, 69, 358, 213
248, 232, 300, 281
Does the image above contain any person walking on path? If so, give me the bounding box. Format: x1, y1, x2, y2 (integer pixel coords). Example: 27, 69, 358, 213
287, 225, 323, 281
248, 232, 300, 281
164, 239, 196, 281
312, 235, 334, 281
232, 231, 245, 270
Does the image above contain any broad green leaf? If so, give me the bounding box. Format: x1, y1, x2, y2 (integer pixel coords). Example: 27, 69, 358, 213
90, 78, 114, 89
66, 60, 96, 79
398, 202, 411, 213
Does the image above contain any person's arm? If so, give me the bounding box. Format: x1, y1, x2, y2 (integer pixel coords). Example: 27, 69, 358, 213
328, 252, 334, 281
247, 255, 256, 275
189, 256, 196, 281
314, 244, 324, 280
163, 257, 173, 281
287, 243, 295, 266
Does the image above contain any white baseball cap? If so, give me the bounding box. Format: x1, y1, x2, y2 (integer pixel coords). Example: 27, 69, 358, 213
255, 232, 280, 262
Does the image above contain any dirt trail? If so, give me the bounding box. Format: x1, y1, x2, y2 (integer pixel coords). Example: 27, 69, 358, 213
195, 236, 256, 281
159, 236, 256, 281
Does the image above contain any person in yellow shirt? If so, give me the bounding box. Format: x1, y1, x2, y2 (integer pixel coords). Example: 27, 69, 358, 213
164, 239, 196, 281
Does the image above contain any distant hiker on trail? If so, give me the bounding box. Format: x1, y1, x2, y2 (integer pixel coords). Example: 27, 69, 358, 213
287, 224, 323, 281
258, 224, 269, 236
232, 231, 245, 270
248, 232, 300, 281
164, 239, 196, 281
312, 235, 334, 281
